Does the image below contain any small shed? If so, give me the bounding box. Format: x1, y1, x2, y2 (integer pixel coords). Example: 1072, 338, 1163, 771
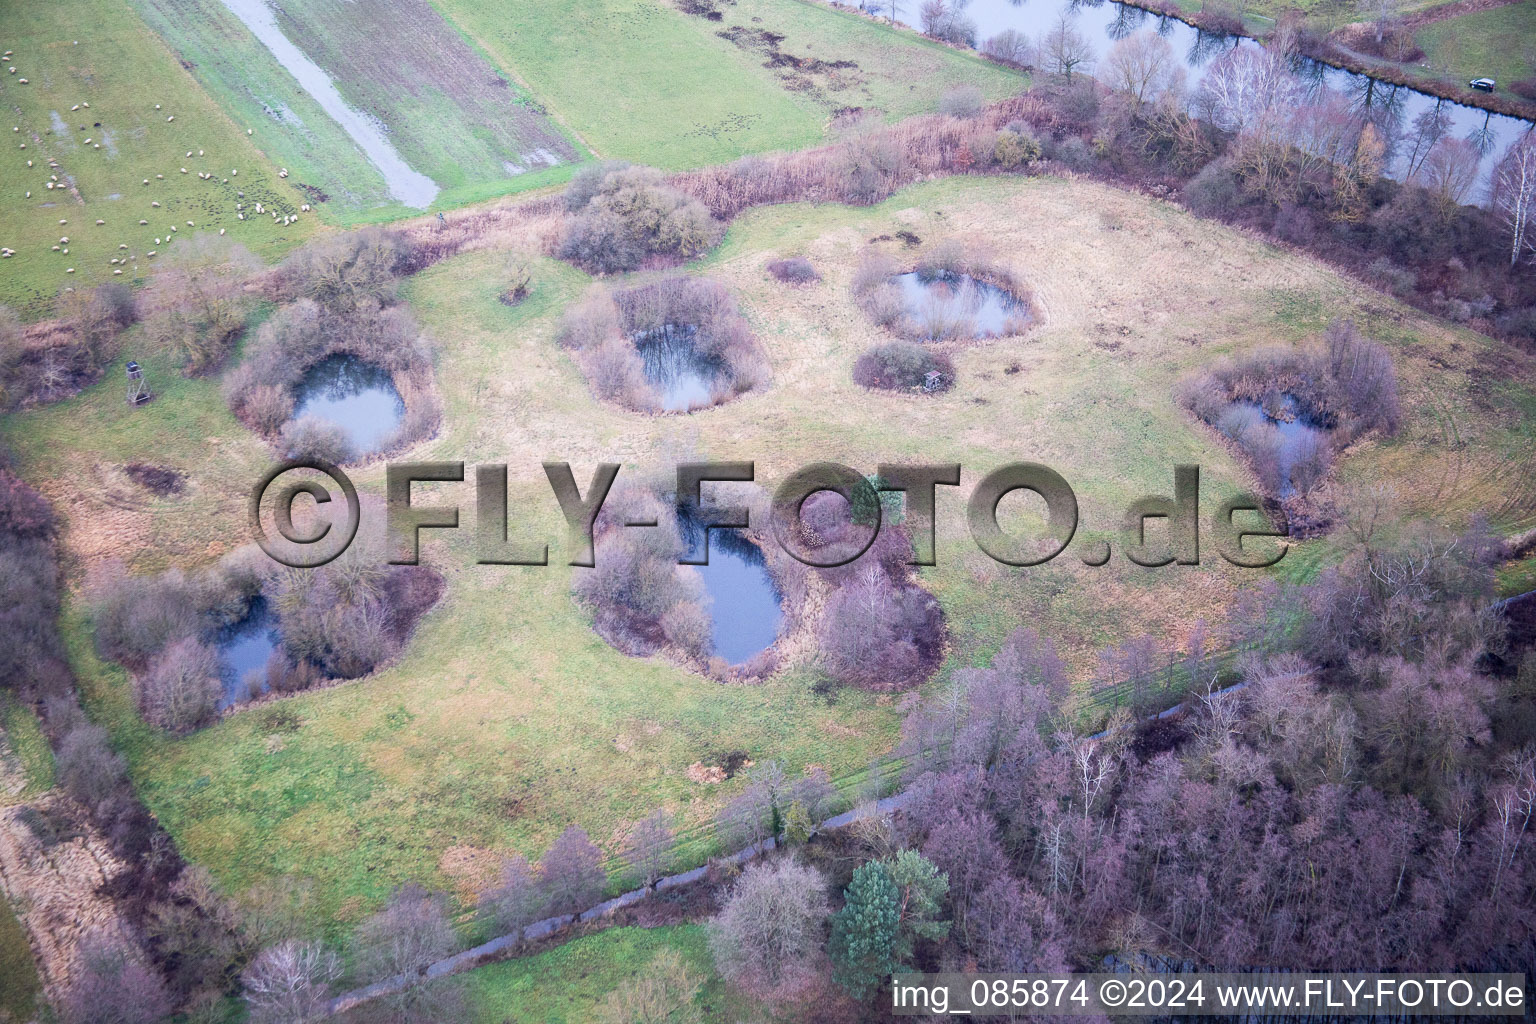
922, 370, 945, 392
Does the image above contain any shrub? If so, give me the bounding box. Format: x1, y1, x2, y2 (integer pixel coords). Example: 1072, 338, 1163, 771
1367, 257, 1417, 298
139, 637, 221, 733
661, 600, 714, 661
141, 234, 262, 373
282, 228, 411, 314
1184, 158, 1247, 218
241, 384, 296, 435
55, 723, 127, 808
1324, 318, 1401, 441
556, 166, 723, 273
853, 341, 954, 392
479, 854, 545, 933
1513, 78, 1536, 102
60, 938, 171, 1024
993, 127, 1043, 170
766, 257, 820, 285
92, 568, 200, 668
278, 415, 355, 465
939, 84, 985, 119
563, 159, 633, 213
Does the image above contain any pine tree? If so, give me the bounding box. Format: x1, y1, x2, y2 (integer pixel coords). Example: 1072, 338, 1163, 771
829, 861, 900, 1000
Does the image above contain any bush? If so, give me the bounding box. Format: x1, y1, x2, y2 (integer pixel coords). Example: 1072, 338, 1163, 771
993, 127, 1043, 170
767, 257, 820, 285
142, 234, 263, 373
940, 84, 985, 119
661, 600, 714, 661
282, 228, 412, 315
557, 166, 723, 273
1367, 257, 1417, 298
538, 826, 606, 916
853, 341, 954, 392
139, 638, 221, 733
55, 723, 126, 807
92, 568, 200, 668
278, 415, 355, 465
1184, 158, 1247, 219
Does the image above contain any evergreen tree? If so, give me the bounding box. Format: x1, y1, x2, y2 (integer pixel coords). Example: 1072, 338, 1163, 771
829, 861, 900, 1000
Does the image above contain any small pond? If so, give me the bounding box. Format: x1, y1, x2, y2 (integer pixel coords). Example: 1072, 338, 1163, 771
634, 325, 724, 412
214, 597, 281, 709
290, 354, 405, 457
1228, 395, 1327, 497
893, 271, 1027, 340
679, 513, 784, 665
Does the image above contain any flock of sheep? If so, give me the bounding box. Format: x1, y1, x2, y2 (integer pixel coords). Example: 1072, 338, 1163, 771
4, 42, 310, 283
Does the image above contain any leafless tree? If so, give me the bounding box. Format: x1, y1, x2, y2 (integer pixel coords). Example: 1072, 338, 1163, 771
1042, 13, 1094, 81
1102, 29, 1185, 106
242, 939, 341, 1024
707, 858, 829, 998
595, 948, 703, 1024
479, 854, 546, 934
1491, 133, 1536, 266
1418, 137, 1481, 207
981, 28, 1033, 67
352, 884, 461, 1022
625, 809, 676, 889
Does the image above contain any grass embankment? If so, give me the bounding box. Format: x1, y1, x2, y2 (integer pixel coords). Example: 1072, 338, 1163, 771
0, 697, 50, 1021
0, 0, 317, 316
127, 0, 586, 218
2, 175, 1532, 939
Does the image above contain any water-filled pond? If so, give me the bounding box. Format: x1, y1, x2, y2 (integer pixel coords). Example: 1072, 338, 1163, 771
1228, 395, 1327, 497
214, 597, 281, 709
893, 271, 1027, 340
679, 514, 784, 664
634, 325, 724, 412
840, 0, 1531, 188
290, 354, 405, 457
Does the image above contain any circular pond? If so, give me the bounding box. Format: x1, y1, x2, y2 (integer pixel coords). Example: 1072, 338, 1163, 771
289, 354, 405, 456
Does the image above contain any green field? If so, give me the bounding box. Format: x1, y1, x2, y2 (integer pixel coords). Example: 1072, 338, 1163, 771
0, 0, 317, 316
427, 0, 1024, 168
456, 925, 741, 1023
1417, 3, 1536, 88
5, 173, 1531, 940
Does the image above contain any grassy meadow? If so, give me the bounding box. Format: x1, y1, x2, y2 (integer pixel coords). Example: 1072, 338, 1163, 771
0, 0, 317, 316
4, 173, 1533, 941
1416, 3, 1536, 88
426, 0, 1024, 168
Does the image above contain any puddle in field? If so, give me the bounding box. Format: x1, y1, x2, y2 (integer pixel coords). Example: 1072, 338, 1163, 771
1223, 395, 1328, 497
892, 271, 1027, 340
215, 597, 281, 708
633, 324, 724, 412
679, 512, 783, 664
289, 354, 405, 456
217, 0, 440, 207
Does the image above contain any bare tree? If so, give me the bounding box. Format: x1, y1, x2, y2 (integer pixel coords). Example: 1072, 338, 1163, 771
1491, 133, 1536, 267
1418, 137, 1481, 208
478, 853, 546, 933
625, 809, 676, 889
352, 884, 461, 1022
60, 935, 172, 1024
1042, 13, 1094, 81
1102, 29, 1185, 106
538, 825, 607, 916
707, 858, 829, 998
242, 939, 341, 1024
981, 28, 1033, 67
